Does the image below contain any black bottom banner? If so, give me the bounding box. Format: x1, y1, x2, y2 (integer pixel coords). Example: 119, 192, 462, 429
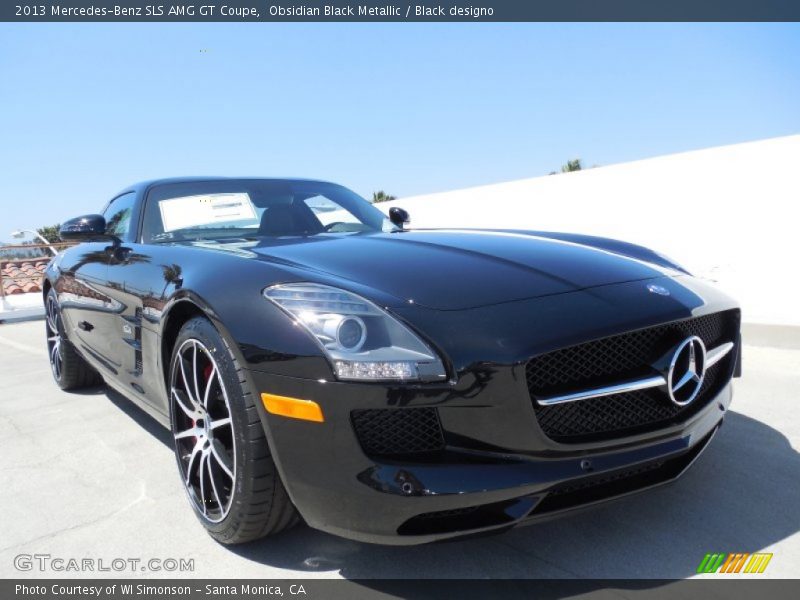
4, 579, 800, 600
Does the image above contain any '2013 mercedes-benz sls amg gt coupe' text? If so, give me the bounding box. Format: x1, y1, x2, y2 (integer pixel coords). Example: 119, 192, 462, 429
44, 178, 741, 545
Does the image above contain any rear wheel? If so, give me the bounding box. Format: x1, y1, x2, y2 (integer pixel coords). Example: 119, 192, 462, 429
45, 288, 102, 390
168, 316, 298, 543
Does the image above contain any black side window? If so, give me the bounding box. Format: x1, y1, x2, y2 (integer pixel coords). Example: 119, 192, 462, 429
103, 193, 136, 240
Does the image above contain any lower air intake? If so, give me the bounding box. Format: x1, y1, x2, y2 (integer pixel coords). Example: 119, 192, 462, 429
351, 407, 445, 458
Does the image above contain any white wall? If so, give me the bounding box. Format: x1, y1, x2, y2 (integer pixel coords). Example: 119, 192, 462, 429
379, 135, 800, 326
0, 294, 44, 321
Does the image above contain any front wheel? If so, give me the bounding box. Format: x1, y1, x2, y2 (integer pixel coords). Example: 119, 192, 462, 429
168, 316, 298, 544
45, 288, 102, 390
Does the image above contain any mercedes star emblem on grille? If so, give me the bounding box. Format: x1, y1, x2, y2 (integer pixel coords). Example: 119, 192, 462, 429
667, 336, 707, 406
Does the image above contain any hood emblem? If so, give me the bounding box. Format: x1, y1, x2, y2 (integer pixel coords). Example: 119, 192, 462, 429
647, 283, 670, 296
667, 336, 707, 406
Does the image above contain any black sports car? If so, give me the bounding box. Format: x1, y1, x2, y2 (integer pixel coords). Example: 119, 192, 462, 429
45, 177, 741, 545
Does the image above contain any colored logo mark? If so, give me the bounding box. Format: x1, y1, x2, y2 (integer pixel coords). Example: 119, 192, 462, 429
697, 552, 773, 574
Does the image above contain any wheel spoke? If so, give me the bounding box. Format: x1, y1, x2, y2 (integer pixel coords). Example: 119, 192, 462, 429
207, 456, 224, 512
202, 366, 217, 409
178, 354, 201, 409
51, 344, 61, 378
192, 343, 202, 410
172, 389, 199, 419
184, 440, 202, 485
46, 300, 57, 332
198, 452, 208, 515
46, 297, 63, 382
50, 341, 61, 378
174, 426, 202, 440
210, 439, 233, 479
209, 417, 230, 430
203, 367, 218, 409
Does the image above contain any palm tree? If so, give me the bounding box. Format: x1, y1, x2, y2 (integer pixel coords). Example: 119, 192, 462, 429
549, 159, 584, 175
36, 224, 62, 243
160, 263, 183, 298
372, 191, 396, 203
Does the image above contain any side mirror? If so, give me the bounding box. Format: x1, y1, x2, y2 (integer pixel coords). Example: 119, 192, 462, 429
388, 207, 410, 228
59, 214, 108, 242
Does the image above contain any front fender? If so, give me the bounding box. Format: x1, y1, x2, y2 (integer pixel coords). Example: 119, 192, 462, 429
159, 280, 332, 382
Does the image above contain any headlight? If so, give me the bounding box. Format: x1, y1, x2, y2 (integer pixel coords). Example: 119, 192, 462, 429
263, 283, 447, 382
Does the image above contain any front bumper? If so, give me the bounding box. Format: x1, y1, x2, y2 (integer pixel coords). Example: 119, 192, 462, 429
245, 366, 732, 545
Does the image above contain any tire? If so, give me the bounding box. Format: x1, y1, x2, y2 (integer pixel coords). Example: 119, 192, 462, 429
168, 316, 298, 544
45, 288, 102, 391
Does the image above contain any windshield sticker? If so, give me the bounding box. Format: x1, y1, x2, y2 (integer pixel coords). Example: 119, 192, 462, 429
159, 193, 257, 232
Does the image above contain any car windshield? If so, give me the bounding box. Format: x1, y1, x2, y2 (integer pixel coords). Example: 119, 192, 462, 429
141, 179, 396, 243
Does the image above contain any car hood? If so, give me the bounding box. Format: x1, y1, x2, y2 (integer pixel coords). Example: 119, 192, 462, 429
242, 230, 671, 310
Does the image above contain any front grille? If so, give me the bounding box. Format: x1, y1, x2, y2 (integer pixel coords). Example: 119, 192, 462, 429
528, 310, 739, 442
351, 407, 445, 458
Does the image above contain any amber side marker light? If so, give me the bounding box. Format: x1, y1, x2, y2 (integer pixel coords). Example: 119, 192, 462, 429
261, 393, 324, 423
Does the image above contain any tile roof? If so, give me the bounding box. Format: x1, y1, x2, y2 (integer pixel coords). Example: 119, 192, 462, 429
1, 258, 49, 295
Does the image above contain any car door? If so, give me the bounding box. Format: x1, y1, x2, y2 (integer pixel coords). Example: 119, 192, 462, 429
103, 193, 171, 412
56, 240, 113, 368
71, 192, 140, 384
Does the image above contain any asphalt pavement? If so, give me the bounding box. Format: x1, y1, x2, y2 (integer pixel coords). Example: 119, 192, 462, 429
0, 319, 797, 581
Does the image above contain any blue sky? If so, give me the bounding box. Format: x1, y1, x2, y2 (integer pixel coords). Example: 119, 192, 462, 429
1, 23, 799, 235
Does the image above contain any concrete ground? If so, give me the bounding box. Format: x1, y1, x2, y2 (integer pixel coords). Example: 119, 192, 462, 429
0, 319, 798, 581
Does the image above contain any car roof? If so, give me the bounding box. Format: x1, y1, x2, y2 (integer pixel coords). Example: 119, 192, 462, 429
115, 176, 338, 198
